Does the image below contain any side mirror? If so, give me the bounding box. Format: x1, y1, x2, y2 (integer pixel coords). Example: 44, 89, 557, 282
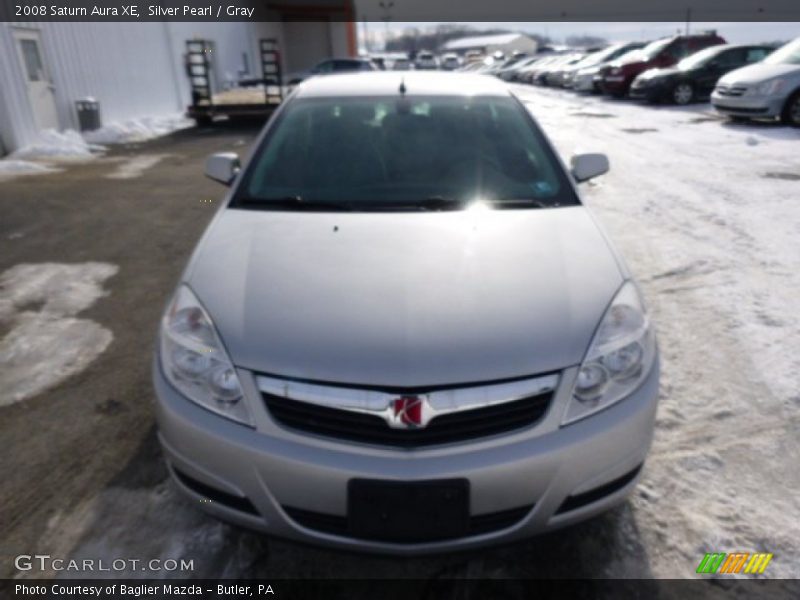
205, 152, 240, 185
571, 153, 609, 183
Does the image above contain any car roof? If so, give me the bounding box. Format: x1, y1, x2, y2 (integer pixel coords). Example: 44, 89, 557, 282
294, 71, 513, 98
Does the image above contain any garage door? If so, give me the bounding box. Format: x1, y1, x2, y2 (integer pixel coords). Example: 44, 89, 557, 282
282, 21, 333, 72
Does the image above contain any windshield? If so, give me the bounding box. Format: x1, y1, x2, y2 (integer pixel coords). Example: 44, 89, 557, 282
236, 96, 577, 211
574, 45, 619, 68
764, 38, 800, 65
677, 46, 723, 70
613, 48, 645, 64
639, 38, 672, 60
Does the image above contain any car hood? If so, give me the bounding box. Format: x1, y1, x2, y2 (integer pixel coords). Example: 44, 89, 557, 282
718, 62, 799, 85
612, 55, 648, 70
638, 66, 681, 80
186, 207, 624, 387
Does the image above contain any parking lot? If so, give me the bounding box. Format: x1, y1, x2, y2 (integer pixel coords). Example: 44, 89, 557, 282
1, 85, 799, 581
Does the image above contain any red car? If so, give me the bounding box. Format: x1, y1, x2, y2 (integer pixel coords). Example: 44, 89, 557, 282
599, 32, 726, 97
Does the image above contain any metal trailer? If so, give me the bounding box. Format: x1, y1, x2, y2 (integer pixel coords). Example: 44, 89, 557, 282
185, 38, 283, 125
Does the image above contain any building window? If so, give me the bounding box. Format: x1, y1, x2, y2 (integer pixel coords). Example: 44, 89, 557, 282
20, 39, 44, 82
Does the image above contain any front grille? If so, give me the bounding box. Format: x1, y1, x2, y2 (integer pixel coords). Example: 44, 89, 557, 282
714, 105, 768, 115
263, 389, 553, 447
284, 504, 532, 543
715, 84, 747, 97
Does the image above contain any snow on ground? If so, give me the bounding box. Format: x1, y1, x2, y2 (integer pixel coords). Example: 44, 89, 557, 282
513, 84, 800, 577
0, 160, 62, 181
0, 263, 118, 407
83, 114, 193, 145
105, 154, 173, 179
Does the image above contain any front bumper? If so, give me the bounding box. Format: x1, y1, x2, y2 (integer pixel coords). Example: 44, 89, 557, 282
599, 75, 632, 96
711, 92, 785, 118
574, 73, 599, 92
153, 357, 660, 554
629, 80, 669, 102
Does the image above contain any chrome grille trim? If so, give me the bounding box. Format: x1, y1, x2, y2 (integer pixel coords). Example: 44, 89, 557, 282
256, 373, 559, 426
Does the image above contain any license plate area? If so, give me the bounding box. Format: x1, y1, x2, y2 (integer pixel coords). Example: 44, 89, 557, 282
348, 479, 469, 543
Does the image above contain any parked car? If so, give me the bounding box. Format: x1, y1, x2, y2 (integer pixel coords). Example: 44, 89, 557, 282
392, 58, 412, 71
518, 54, 563, 84
496, 56, 544, 81
463, 50, 484, 64
487, 54, 532, 77
711, 37, 800, 126
538, 53, 586, 86
440, 53, 460, 71
630, 44, 774, 104
154, 71, 660, 553
286, 58, 378, 85
458, 62, 485, 72
545, 52, 590, 86
569, 42, 647, 92
415, 51, 438, 70
599, 32, 726, 97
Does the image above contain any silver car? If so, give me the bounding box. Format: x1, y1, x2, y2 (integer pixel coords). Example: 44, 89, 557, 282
711, 37, 800, 126
153, 72, 660, 554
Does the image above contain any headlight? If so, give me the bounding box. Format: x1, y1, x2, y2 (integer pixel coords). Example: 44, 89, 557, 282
610, 67, 621, 75
159, 285, 253, 426
751, 79, 785, 96
562, 282, 656, 425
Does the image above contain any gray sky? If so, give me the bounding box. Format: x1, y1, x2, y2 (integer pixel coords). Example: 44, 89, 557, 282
363, 22, 798, 48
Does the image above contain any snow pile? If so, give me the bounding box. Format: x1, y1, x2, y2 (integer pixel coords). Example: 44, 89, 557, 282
9, 129, 105, 160
83, 114, 193, 145
2, 114, 191, 166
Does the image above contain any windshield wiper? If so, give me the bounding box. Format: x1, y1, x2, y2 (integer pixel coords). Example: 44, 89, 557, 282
408, 196, 469, 211
238, 195, 353, 211
485, 198, 552, 209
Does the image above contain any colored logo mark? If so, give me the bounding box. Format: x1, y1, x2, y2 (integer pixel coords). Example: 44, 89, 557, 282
696, 552, 773, 574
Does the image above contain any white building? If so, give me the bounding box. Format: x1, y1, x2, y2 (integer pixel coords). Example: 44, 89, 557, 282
441, 33, 538, 58
0, 13, 357, 155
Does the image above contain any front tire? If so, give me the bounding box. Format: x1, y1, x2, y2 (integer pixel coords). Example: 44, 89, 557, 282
672, 82, 694, 105
781, 90, 800, 127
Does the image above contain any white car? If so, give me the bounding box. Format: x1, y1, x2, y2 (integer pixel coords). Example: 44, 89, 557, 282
711, 37, 800, 126
415, 51, 438, 70
440, 53, 460, 70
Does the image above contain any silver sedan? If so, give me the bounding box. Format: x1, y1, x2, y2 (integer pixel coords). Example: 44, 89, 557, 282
153, 71, 660, 554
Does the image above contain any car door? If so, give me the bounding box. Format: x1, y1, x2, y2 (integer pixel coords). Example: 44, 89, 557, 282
699, 48, 745, 95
